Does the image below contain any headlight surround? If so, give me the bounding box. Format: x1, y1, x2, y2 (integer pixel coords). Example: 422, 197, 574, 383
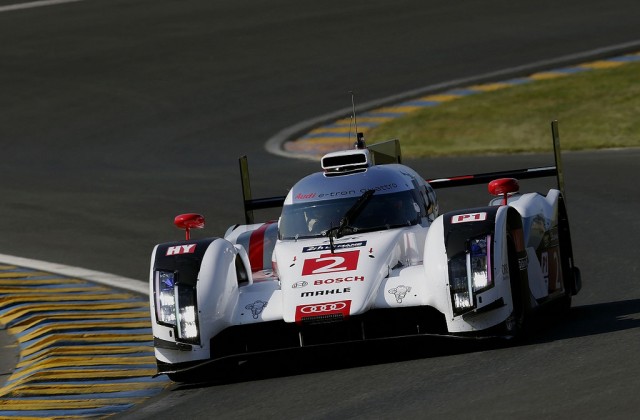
448, 235, 493, 315
154, 270, 200, 345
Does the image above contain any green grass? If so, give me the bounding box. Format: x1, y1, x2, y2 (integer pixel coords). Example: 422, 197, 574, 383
366, 61, 640, 157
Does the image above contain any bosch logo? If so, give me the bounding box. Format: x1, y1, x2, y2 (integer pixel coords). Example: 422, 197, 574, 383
300, 302, 347, 314
314, 276, 364, 285
292, 281, 308, 289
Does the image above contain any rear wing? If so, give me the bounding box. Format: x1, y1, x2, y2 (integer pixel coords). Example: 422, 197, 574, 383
427, 121, 565, 194
240, 121, 566, 224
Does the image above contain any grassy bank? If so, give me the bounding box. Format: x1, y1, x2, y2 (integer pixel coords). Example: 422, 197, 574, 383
366, 62, 640, 157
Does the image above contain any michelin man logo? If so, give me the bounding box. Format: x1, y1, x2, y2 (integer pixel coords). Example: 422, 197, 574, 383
245, 300, 268, 319
388, 285, 411, 303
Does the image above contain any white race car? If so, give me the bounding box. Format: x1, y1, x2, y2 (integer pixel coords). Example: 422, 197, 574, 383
149, 125, 581, 381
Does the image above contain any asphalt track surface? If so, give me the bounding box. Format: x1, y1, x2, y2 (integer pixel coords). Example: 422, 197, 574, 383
1, 0, 639, 418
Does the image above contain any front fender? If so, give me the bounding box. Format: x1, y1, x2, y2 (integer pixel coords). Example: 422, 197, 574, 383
426, 206, 518, 333
150, 237, 241, 365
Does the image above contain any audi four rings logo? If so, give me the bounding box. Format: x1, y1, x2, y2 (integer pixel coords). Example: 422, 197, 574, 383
295, 300, 351, 323
300, 302, 347, 313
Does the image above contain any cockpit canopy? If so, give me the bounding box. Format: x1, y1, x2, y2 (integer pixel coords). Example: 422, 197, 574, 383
279, 164, 437, 240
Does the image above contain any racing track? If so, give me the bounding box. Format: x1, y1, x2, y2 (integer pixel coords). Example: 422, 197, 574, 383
1, 0, 639, 418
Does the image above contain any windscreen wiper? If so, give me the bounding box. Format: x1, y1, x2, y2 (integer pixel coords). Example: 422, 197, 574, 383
326, 189, 375, 252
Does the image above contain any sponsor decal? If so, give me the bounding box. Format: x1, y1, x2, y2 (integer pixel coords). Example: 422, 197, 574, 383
451, 212, 487, 224
295, 300, 351, 322
300, 287, 351, 297
502, 263, 509, 276
319, 190, 356, 198
245, 300, 268, 319
165, 244, 196, 256
292, 281, 308, 289
313, 276, 364, 285
364, 183, 398, 193
294, 184, 399, 202
388, 285, 412, 303
540, 248, 562, 292
302, 241, 367, 253
541, 252, 549, 278
518, 255, 528, 271
301, 250, 359, 276
295, 190, 356, 200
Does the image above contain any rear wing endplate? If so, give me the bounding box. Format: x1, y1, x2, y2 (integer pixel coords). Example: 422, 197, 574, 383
239, 156, 286, 225
368, 139, 402, 164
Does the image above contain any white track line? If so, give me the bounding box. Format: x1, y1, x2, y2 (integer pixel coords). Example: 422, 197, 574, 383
0, 0, 84, 13
0, 253, 149, 295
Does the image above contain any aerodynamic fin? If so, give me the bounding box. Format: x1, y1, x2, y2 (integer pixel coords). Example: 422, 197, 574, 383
239, 155, 286, 224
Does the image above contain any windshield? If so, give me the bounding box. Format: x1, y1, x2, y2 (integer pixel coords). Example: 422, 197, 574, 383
279, 190, 421, 240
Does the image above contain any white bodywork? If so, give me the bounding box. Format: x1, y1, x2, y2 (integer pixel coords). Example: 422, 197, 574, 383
150, 148, 570, 370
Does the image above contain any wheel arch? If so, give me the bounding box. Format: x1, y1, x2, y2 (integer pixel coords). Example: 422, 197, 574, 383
503, 206, 533, 335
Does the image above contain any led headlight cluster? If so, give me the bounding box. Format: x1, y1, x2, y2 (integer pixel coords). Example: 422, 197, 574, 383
176, 286, 198, 341
154, 270, 200, 344
157, 271, 177, 324
449, 235, 493, 315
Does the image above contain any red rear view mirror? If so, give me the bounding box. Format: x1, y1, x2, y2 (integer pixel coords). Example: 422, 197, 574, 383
488, 178, 519, 206
174, 213, 205, 240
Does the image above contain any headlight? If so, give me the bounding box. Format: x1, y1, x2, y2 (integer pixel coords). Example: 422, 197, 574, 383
154, 270, 200, 344
448, 235, 493, 315
470, 236, 492, 292
156, 271, 177, 325
177, 286, 199, 343
449, 257, 472, 313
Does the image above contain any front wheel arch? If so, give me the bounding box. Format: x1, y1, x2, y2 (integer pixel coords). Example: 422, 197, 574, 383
556, 197, 579, 311
502, 210, 532, 338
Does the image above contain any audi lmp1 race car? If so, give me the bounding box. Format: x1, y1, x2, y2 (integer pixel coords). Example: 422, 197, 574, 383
149, 123, 581, 381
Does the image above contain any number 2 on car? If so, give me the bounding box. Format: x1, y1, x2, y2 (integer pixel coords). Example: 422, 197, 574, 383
301, 250, 360, 275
